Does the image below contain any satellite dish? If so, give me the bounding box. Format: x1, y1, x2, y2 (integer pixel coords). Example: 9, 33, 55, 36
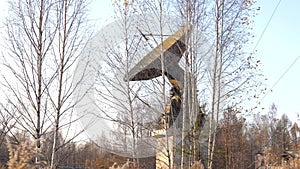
126, 24, 192, 90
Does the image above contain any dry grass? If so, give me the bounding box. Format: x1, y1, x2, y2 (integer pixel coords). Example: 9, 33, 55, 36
109, 159, 137, 169
6, 137, 48, 169
190, 160, 205, 169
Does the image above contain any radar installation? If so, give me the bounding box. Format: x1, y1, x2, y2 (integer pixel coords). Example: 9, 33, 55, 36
124, 24, 205, 168
126, 24, 191, 129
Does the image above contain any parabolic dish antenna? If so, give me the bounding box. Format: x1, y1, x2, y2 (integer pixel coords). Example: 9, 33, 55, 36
73, 14, 213, 158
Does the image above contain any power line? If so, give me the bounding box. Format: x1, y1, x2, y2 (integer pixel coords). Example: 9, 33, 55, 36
248, 0, 300, 113
259, 55, 300, 103
252, 0, 283, 52
251, 0, 284, 103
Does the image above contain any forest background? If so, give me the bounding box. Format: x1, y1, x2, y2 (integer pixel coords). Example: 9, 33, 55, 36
0, 0, 299, 169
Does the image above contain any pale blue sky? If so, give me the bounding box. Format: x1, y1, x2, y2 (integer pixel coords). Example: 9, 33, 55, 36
252, 0, 300, 120
0, 0, 299, 121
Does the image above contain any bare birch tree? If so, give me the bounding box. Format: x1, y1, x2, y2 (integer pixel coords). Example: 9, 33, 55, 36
1, 0, 91, 167
201, 0, 260, 168
1, 1, 57, 165
48, 0, 91, 168
90, 1, 147, 167
138, 0, 174, 168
